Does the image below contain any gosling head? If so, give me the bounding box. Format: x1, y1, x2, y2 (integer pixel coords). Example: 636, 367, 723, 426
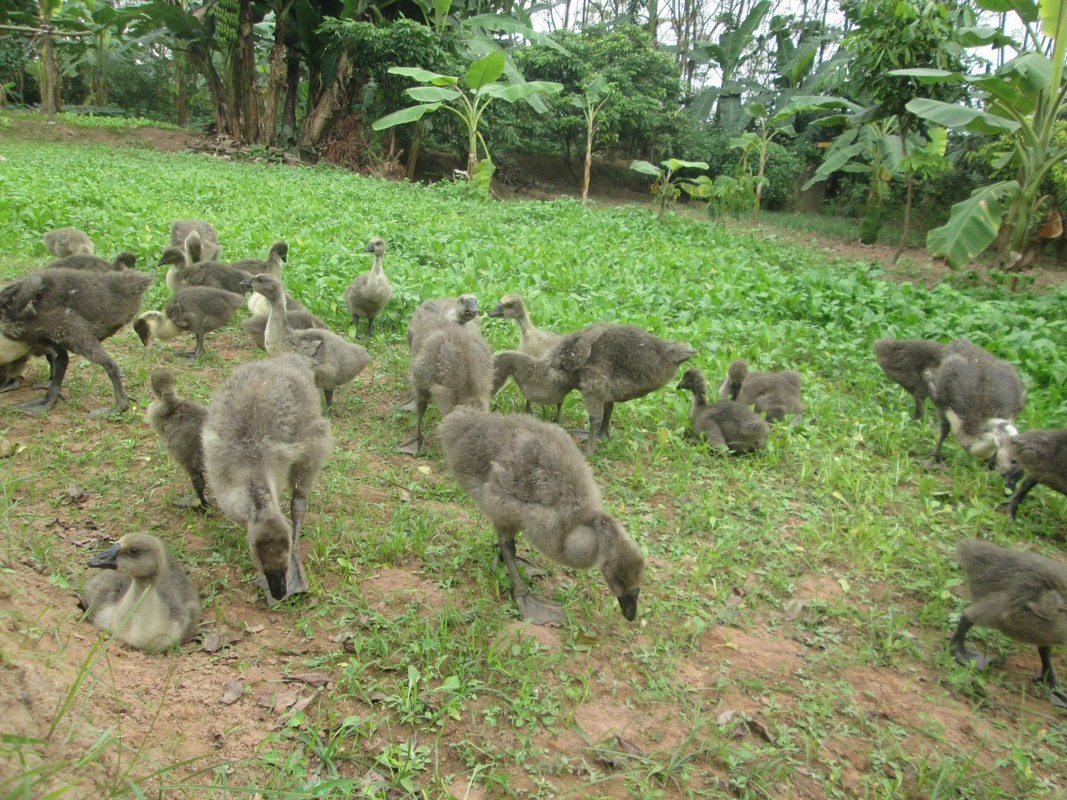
134, 311, 163, 346
269, 241, 289, 264
87, 533, 165, 581
241, 273, 284, 302
977, 418, 1020, 465
677, 368, 705, 394
158, 245, 188, 269
149, 367, 177, 398
456, 294, 479, 325
363, 237, 386, 256
592, 514, 645, 622
113, 251, 139, 270
488, 293, 526, 321
718, 359, 748, 400
249, 516, 293, 601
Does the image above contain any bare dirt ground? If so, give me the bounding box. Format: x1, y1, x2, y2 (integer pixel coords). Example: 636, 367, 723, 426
2, 118, 1065, 798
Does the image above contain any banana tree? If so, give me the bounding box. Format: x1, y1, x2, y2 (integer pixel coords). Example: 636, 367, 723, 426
894, 0, 1067, 269
570, 73, 614, 203
373, 51, 562, 192
630, 158, 710, 218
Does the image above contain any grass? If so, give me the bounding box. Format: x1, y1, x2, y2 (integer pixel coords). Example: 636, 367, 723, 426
1, 109, 1067, 797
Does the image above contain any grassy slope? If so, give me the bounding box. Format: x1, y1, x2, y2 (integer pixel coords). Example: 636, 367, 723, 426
2, 115, 1067, 798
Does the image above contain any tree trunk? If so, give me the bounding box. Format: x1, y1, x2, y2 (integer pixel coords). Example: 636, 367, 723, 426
259, 2, 293, 146
38, 2, 60, 118
232, 0, 260, 143
406, 118, 424, 181
582, 113, 594, 202
282, 47, 300, 144
892, 127, 912, 264
298, 52, 356, 148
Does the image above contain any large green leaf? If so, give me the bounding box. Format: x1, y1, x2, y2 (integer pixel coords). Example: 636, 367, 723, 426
464, 14, 570, 54
803, 142, 866, 189
973, 1, 1039, 23
464, 52, 506, 90
1040, 0, 1067, 37
630, 160, 663, 177
482, 81, 563, 102
389, 66, 458, 87
927, 181, 1020, 268
888, 68, 960, 83
664, 159, 709, 171
372, 103, 443, 131
905, 98, 1020, 135
406, 86, 461, 103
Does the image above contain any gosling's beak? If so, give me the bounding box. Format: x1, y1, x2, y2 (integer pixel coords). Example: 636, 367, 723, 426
363, 242, 375, 253
239, 277, 254, 289
617, 588, 640, 621
88, 543, 121, 570
133, 318, 150, 347
1002, 468, 1025, 492
264, 569, 288, 601
463, 297, 479, 316
487, 303, 504, 318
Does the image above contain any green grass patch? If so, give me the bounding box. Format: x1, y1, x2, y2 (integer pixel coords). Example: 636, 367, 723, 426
2, 115, 1067, 798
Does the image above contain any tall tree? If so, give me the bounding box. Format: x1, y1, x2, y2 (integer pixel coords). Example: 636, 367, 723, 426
839, 0, 968, 256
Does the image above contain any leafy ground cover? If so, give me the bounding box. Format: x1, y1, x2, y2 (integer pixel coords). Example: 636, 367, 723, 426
2, 112, 1067, 798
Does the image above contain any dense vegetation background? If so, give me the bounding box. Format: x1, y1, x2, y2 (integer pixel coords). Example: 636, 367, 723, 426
1, 109, 1067, 797
3, 1, 1067, 269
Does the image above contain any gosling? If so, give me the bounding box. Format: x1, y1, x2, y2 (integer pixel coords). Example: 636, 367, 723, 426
80, 532, 200, 653
202, 353, 332, 601
491, 348, 574, 422
718, 358, 803, 424
487, 293, 561, 359
134, 286, 244, 360
951, 538, 1067, 707
43, 227, 94, 257
872, 337, 947, 420
558, 322, 696, 454
994, 427, 1067, 519
146, 367, 209, 509
677, 368, 767, 453
399, 322, 493, 456
244, 273, 369, 410
440, 407, 645, 625
160, 246, 251, 295
343, 237, 392, 337
170, 219, 221, 261
926, 338, 1026, 463
46, 251, 138, 272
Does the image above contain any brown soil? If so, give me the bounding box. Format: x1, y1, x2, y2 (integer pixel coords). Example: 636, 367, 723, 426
2, 116, 1065, 798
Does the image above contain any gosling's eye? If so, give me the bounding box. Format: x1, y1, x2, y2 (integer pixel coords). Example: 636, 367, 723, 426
126, 548, 139, 556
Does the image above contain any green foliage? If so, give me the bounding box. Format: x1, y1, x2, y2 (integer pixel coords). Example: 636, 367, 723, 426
630, 158, 710, 217
512, 24, 684, 159
4, 120, 1067, 796
374, 51, 561, 192
897, 0, 1067, 267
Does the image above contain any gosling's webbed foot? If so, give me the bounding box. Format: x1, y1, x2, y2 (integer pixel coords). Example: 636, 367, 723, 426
396, 435, 423, 456
396, 397, 417, 412
15, 395, 59, 414
514, 590, 564, 626
952, 644, 994, 671
88, 405, 125, 419
1049, 688, 1067, 708
0, 377, 22, 393
173, 494, 208, 512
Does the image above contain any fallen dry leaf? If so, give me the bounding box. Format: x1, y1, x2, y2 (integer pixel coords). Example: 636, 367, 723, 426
220, 680, 243, 705
245, 623, 266, 634
0, 437, 14, 458
284, 672, 331, 688
782, 598, 806, 621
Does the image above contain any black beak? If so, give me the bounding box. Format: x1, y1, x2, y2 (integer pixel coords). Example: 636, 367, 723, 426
88, 543, 121, 570
1002, 468, 1025, 492
239, 277, 254, 288
133, 318, 150, 347
617, 588, 640, 621
363, 243, 374, 253
487, 303, 504, 318
463, 298, 479, 315
264, 569, 288, 601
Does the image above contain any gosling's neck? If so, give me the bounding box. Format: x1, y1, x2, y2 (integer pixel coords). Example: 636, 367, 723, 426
263, 292, 289, 355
